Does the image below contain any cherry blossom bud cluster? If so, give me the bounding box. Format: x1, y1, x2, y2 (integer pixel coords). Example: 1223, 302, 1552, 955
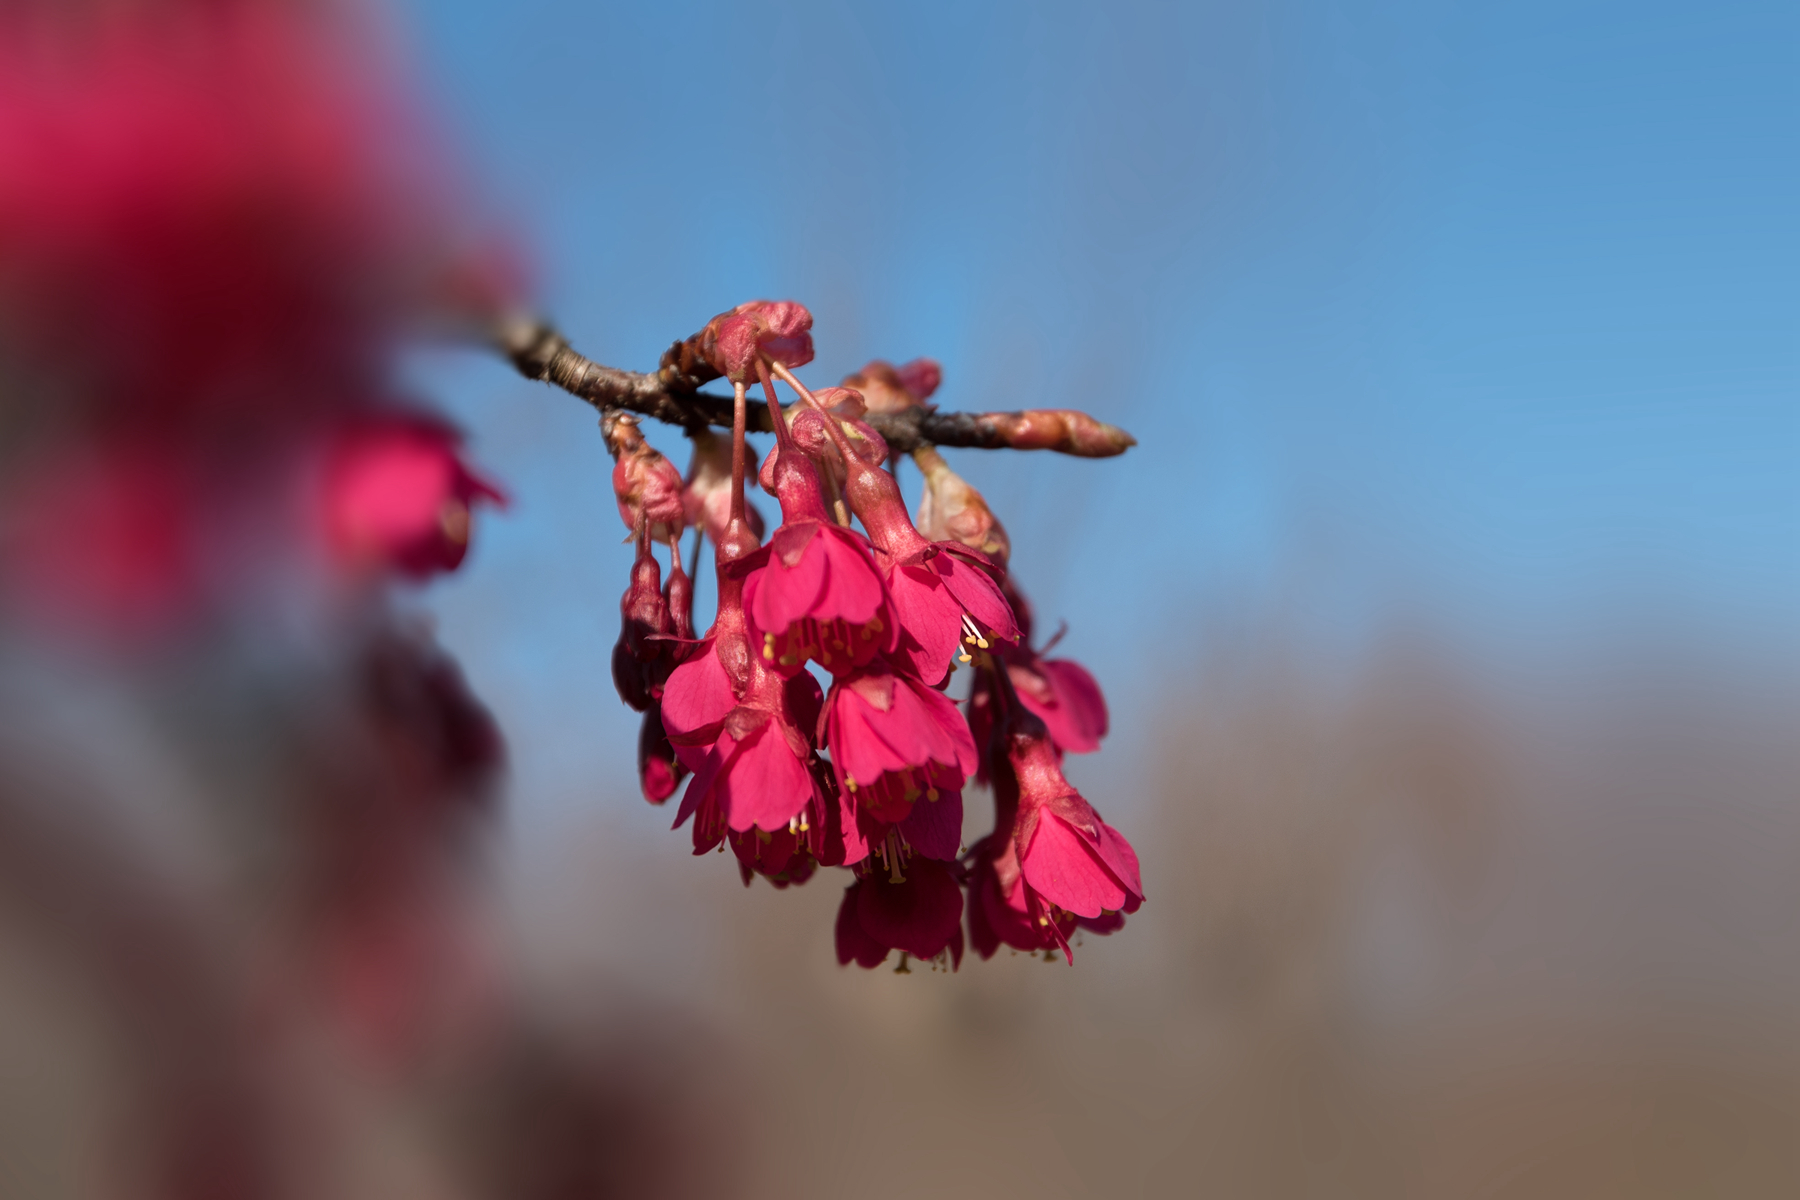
611, 301, 1143, 969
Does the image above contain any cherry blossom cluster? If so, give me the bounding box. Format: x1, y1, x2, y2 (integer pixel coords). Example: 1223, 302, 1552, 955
610, 300, 1144, 969
0, 0, 516, 1066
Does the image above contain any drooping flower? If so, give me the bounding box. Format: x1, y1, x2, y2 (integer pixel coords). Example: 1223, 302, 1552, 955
966, 580, 1109, 773
610, 523, 671, 713
739, 443, 890, 676
666, 663, 828, 853
606, 413, 685, 543
661, 502, 830, 849
835, 858, 965, 971
323, 416, 505, 580
839, 454, 1017, 684
968, 708, 1141, 961
913, 444, 1011, 568
823, 660, 977, 831
638, 699, 685, 804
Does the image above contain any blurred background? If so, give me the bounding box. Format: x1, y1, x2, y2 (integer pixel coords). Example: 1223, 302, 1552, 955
2, 0, 1797, 1197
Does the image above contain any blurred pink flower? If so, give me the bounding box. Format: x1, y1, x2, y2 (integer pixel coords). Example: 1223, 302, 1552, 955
323, 417, 504, 580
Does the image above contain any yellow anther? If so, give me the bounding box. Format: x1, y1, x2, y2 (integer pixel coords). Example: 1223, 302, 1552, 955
926, 788, 939, 801
845, 777, 858, 792
779, 654, 798, 666
762, 644, 775, 660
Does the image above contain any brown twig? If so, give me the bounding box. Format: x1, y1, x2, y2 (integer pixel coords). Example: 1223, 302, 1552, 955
493, 316, 1135, 458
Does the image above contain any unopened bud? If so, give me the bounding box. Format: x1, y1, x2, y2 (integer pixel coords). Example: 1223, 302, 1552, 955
913, 446, 1009, 567
979, 409, 1136, 457
789, 386, 889, 491
697, 299, 814, 384
606, 413, 685, 540
841, 358, 943, 414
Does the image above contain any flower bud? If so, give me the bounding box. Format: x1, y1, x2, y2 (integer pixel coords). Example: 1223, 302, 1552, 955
841, 358, 942, 414
605, 413, 685, 541
912, 446, 1010, 568
979, 409, 1136, 457
698, 300, 814, 383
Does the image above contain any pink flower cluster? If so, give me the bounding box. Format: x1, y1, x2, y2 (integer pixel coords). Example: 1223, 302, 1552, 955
616, 301, 1144, 969
0, 0, 513, 1077
0, 1, 512, 639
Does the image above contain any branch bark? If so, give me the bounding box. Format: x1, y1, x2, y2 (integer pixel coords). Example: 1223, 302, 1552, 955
494, 317, 1135, 458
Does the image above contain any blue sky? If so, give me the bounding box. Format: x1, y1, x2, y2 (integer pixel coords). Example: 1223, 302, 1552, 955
396, 0, 1798, 829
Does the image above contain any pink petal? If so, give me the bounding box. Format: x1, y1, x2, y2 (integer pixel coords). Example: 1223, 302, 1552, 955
854, 860, 964, 959
884, 565, 962, 683
1096, 821, 1145, 904
1020, 812, 1129, 919
815, 528, 885, 623
899, 789, 963, 861
750, 525, 827, 634
835, 883, 889, 968
939, 556, 1018, 641
1021, 658, 1109, 754
716, 723, 813, 832
662, 646, 736, 740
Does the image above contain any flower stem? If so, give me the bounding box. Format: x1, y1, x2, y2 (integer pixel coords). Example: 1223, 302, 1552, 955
770, 359, 866, 472
730, 380, 748, 523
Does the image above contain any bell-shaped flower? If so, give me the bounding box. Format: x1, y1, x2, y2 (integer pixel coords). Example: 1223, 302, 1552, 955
835, 859, 965, 971
663, 519, 828, 850
839, 454, 1017, 685
1009, 720, 1142, 951
739, 445, 890, 676
965, 704, 1141, 962
323, 416, 505, 580
823, 661, 978, 830
667, 667, 827, 853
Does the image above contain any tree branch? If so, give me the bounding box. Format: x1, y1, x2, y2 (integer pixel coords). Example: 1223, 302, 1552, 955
494, 317, 1135, 458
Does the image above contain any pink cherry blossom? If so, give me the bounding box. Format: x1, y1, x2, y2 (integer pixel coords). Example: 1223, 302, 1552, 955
835, 859, 965, 971
741, 445, 890, 676
837, 453, 1017, 684
823, 661, 978, 830
323, 417, 505, 581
